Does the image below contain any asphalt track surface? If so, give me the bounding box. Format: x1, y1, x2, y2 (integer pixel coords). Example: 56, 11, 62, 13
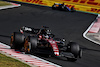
0, 4, 100, 67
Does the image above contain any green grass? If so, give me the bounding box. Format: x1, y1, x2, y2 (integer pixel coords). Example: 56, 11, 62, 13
0, 53, 30, 67
0, 1, 12, 6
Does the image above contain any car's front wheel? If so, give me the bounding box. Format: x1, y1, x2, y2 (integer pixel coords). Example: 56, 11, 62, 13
66, 42, 82, 62
71, 7, 76, 12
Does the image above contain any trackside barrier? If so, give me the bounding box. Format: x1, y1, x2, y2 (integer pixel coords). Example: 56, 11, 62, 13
9, 0, 100, 14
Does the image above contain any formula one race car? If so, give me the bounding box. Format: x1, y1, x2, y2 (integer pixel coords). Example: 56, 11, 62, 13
10, 26, 82, 61
52, 3, 75, 12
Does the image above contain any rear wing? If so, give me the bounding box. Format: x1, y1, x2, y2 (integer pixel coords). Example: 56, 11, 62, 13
20, 26, 40, 34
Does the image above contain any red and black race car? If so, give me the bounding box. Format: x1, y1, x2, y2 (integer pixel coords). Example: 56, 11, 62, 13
10, 26, 82, 61
52, 3, 75, 12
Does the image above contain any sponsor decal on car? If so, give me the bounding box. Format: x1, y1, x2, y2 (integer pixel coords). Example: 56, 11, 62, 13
48, 39, 59, 56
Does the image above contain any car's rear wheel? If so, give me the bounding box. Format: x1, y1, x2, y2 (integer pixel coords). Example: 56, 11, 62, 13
24, 36, 38, 54
10, 32, 25, 50
71, 7, 76, 12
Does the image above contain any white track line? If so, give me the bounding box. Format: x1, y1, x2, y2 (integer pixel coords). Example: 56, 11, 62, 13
0, 2, 21, 10
0, 42, 10, 48
30, 55, 61, 67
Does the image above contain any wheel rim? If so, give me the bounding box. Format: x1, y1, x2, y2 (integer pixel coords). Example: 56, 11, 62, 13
28, 42, 31, 52
10, 34, 14, 47
24, 40, 31, 53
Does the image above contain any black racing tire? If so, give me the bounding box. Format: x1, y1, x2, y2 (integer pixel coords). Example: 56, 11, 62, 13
68, 42, 80, 58
10, 32, 25, 50
67, 42, 82, 62
25, 36, 38, 54
71, 7, 76, 12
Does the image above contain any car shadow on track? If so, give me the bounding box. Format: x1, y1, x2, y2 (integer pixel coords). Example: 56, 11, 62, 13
82, 47, 100, 52
0, 35, 11, 45
0, 35, 11, 38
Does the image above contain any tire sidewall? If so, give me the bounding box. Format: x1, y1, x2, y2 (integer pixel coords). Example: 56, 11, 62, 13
68, 42, 80, 58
